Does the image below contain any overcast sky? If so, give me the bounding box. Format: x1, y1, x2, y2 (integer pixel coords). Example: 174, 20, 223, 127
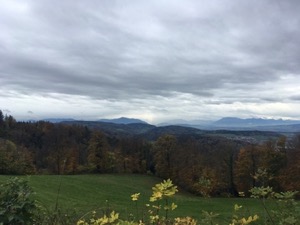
1, 0, 300, 124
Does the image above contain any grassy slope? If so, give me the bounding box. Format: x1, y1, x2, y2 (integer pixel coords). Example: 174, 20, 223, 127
0, 174, 265, 223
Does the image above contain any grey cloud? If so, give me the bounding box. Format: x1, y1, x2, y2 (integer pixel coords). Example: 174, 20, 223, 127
260, 97, 281, 103
1, 0, 300, 121
290, 95, 300, 101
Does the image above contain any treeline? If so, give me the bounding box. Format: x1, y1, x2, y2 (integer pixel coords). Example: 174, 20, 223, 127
0, 110, 299, 197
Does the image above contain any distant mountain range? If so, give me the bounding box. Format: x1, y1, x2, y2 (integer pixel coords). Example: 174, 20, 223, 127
213, 117, 300, 127
161, 117, 300, 132
41, 116, 300, 144
42, 118, 75, 123
61, 120, 281, 144
41, 117, 147, 124
98, 117, 148, 124
41, 116, 300, 133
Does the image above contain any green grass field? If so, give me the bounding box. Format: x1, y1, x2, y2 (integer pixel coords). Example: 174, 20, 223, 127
0, 174, 270, 223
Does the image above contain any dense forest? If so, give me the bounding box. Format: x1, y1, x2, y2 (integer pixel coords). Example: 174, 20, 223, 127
0, 110, 299, 197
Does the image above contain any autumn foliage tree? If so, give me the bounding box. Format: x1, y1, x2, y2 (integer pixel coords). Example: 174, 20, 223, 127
0, 139, 35, 174
87, 131, 111, 173
279, 134, 300, 192
153, 134, 177, 179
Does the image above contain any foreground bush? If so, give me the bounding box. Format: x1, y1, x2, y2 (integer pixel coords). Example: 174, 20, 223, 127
0, 177, 36, 225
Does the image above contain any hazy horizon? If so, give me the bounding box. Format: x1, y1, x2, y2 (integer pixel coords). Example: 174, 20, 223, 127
7, 113, 300, 126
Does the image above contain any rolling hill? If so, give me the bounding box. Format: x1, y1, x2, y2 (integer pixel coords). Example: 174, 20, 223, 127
61, 120, 281, 143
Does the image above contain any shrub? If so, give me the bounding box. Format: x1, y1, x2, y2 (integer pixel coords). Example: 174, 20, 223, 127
0, 177, 36, 225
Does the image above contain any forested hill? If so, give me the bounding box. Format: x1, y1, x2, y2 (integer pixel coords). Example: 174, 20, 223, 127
61, 120, 206, 140
61, 120, 156, 138
61, 120, 281, 142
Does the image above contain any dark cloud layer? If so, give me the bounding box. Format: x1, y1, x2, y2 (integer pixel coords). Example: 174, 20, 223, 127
1, 0, 300, 122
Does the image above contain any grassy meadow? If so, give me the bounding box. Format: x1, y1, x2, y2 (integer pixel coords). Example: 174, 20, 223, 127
0, 174, 268, 223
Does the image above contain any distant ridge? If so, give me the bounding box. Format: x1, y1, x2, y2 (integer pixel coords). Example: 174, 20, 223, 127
42, 118, 75, 123
60, 120, 281, 143
161, 117, 300, 132
213, 117, 300, 127
98, 117, 147, 124
39, 116, 300, 132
